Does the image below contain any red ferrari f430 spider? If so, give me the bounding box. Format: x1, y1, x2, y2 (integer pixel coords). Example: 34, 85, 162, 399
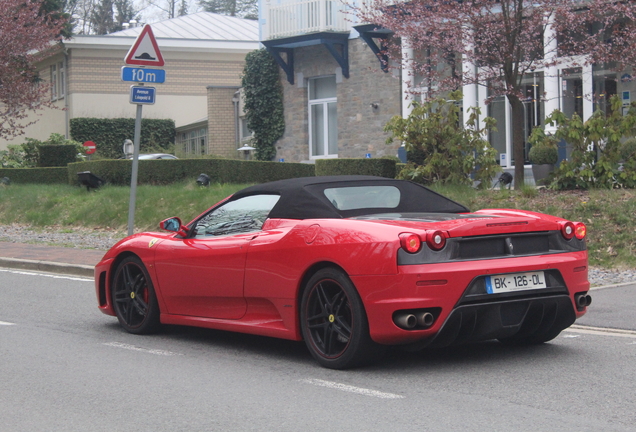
95, 176, 590, 369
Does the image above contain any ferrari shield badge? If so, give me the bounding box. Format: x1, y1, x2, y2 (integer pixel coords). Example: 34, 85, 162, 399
149, 238, 158, 248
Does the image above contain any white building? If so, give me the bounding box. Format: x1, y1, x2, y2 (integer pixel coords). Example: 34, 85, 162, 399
258, 0, 634, 168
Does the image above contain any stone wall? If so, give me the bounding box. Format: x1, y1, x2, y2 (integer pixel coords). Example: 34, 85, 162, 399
274, 38, 402, 163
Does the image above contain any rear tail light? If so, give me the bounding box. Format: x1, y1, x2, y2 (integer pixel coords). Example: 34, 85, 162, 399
426, 230, 447, 251
560, 221, 575, 240
574, 222, 587, 240
399, 233, 422, 253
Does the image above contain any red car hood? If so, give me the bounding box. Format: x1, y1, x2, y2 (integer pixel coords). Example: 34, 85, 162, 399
351, 209, 562, 237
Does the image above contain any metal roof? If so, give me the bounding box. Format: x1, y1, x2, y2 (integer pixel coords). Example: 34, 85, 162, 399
111, 12, 258, 42
64, 12, 259, 52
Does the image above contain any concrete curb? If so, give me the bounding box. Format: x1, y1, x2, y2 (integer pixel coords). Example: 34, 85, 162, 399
590, 281, 636, 290
0, 257, 94, 278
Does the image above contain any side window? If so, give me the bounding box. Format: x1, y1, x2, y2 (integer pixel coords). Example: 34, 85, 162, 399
192, 195, 280, 239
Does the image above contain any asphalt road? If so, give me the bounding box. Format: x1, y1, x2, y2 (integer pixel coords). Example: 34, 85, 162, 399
1, 268, 634, 431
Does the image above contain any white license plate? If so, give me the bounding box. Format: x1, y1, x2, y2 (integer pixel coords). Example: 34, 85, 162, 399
485, 271, 547, 294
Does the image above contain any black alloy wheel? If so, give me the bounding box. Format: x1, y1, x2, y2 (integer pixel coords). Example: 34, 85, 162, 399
112, 256, 160, 334
300, 268, 381, 369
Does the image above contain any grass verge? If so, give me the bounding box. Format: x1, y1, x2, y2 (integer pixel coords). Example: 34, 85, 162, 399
0, 181, 249, 232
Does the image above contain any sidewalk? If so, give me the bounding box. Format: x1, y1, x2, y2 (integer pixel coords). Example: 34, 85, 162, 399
0, 242, 103, 277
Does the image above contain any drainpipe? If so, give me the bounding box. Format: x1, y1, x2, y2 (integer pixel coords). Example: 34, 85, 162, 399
232, 90, 241, 147
64, 49, 69, 139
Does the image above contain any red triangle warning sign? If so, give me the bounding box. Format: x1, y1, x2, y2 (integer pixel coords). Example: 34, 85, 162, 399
124, 25, 165, 67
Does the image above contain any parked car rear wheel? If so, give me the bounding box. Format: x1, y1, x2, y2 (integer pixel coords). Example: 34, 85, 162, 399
300, 268, 382, 369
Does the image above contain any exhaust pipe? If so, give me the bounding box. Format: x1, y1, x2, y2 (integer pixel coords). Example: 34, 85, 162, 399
416, 311, 434, 328
394, 313, 417, 329
575, 293, 592, 309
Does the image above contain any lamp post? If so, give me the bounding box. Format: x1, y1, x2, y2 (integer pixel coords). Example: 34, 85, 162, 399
237, 144, 256, 160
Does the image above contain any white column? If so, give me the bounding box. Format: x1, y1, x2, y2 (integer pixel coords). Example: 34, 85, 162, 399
259, 0, 269, 41
582, 64, 594, 122
319, 0, 326, 32
401, 40, 415, 118
462, 28, 478, 127
505, 97, 512, 168
544, 14, 559, 134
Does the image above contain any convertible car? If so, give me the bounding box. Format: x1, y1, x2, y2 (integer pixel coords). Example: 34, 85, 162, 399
95, 176, 590, 369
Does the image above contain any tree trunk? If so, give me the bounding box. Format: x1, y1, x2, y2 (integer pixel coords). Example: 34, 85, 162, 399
508, 94, 526, 188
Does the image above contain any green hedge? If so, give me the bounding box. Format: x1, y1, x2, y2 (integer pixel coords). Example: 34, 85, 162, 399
0, 167, 68, 184
68, 159, 316, 186
315, 158, 397, 178
39, 145, 78, 167
70, 118, 175, 159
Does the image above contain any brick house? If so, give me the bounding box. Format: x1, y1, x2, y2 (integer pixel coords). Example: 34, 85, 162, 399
1, 12, 259, 159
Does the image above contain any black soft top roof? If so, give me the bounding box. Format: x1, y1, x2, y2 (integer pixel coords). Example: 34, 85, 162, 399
230, 176, 469, 219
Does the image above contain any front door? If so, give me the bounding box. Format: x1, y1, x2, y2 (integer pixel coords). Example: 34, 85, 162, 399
154, 234, 252, 319
153, 194, 281, 320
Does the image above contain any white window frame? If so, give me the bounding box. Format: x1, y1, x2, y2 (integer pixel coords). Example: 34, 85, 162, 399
59, 61, 65, 99
177, 127, 208, 156
50, 62, 65, 101
308, 76, 338, 159
50, 64, 57, 100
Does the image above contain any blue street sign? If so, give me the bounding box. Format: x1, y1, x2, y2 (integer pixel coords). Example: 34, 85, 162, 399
122, 67, 166, 83
130, 86, 156, 104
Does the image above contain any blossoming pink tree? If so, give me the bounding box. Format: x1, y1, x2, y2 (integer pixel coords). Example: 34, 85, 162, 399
357, 0, 636, 186
0, 0, 66, 141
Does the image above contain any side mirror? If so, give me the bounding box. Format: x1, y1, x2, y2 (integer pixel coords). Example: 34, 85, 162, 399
160, 217, 189, 237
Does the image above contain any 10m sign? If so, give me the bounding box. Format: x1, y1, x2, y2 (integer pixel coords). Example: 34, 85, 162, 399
121, 66, 166, 84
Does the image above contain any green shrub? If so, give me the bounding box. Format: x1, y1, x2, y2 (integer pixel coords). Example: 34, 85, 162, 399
1, 134, 83, 168
68, 159, 315, 186
70, 118, 175, 159
546, 96, 636, 189
620, 138, 636, 161
315, 158, 397, 178
384, 90, 500, 187
0, 167, 68, 184
21, 139, 40, 167
528, 127, 559, 165
0, 146, 28, 168
242, 49, 285, 161
39, 145, 78, 167
528, 145, 558, 165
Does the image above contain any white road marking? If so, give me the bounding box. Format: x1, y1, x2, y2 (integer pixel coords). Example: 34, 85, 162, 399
564, 325, 636, 339
0, 268, 92, 282
300, 378, 404, 399
103, 342, 183, 356
562, 334, 580, 338
0, 321, 16, 326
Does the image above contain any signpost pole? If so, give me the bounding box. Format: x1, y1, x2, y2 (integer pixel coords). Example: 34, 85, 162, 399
123, 24, 164, 237
127, 103, 143, 236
